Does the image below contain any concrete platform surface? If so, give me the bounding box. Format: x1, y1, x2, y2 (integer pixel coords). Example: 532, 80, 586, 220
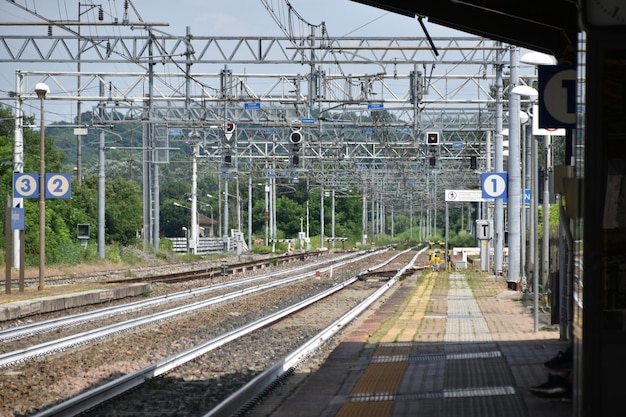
0, 283, 149, 322
267, 271, 572, 417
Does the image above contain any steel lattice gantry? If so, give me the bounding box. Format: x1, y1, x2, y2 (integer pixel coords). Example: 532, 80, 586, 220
4, 33, 529, 248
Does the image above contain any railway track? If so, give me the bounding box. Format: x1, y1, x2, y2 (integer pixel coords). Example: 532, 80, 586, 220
1, 247, 427, 417
204, 249, 424, 417
0, 251, 363, 343
0, 250, 379, 368
104, 252, 326, 285
0, 251, 324, 291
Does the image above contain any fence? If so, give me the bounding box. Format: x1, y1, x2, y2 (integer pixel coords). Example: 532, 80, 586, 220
168, 234, 249, 255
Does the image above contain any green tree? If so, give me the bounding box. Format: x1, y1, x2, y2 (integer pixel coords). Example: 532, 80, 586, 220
276, 196, 305, 237
104, 177, 143, 245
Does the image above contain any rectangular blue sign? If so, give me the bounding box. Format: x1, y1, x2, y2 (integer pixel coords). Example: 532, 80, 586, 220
45, 173, 72, 199
368, 103, 384, 110
168, 128, 183, 135
245, 102, 261, 110
301, 118, 315, 124
11, 207, 24, 230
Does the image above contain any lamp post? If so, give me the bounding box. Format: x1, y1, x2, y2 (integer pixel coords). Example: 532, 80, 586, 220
507, 46, 523, 290
519, 50, 556, 332
519, 51, 557, 316
512, 84, 539, 331
206, 194, 218, 238
181, 226, 188, 253
199, 201, 214, 236
173, 202, 193, 253
35, 82, 49, 291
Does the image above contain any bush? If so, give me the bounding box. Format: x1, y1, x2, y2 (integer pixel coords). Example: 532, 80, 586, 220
82, 242, 99, 262
159, 238, 174, 251
120, 247, 141, 265
449, 230, 476, 247
105, 242, 123, 263
55, 243, 84, 266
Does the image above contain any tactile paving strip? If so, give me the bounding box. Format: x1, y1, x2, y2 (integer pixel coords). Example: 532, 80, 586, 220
350, 361, 408, 393
329, 273, 526, 417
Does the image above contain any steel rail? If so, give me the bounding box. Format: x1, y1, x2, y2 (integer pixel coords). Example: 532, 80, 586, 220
202, 247, 426, 417
0, 249, 384, 368
0, 250, 367, 342
31, 276, 362, 417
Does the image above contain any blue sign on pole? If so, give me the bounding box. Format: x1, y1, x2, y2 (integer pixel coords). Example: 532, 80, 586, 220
168, 128, 183, 135
45, 173, 72, 199
11, 207, 24, 230
245, 102, 261, 110
481, 172, 508, 199
367, 103, 384, 110
13, 173, 39, 198
301, 117, 315, 124
524, 189, 531, 205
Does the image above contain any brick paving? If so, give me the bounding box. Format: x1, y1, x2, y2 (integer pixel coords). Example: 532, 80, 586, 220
270, 269, 572, 417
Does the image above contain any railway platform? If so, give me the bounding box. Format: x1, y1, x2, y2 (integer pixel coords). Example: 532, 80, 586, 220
0, 283, 149, 322
266, 271, 572, 417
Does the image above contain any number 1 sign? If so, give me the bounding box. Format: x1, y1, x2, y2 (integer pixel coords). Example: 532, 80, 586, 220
481, 172, 508, 199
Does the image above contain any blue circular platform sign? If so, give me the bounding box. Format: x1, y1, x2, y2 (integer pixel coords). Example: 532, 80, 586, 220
481, 173, 508, 199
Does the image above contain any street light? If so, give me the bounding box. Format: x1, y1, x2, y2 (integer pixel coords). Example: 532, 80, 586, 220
521, 51, 556, 66
199, 201, 214, 236
519, 50, 556, 334
35, 82, 49, 291
181, 226, 189, 253
512, 83, 541, 332
173, 202, 193, 253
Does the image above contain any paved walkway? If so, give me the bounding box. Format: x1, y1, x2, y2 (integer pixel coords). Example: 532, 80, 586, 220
270, 270, 572, 417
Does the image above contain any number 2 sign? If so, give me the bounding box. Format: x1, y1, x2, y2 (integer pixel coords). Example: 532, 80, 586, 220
13, 172, 72, 199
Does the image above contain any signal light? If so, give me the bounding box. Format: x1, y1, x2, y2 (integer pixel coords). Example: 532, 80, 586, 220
426, 132, 439, 145
223, 122, 237, 153
470, 156, 477, 170
224, 154, 232, 165
289, 128, 303, 167
429, 156, 436, 166
289, 130, 303, 144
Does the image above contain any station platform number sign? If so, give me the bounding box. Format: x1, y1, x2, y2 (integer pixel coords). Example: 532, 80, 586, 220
481, 172, 507, 199
13, 173, 72, 199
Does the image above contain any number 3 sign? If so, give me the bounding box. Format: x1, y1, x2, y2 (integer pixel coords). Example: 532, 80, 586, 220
13, 172, 72, 199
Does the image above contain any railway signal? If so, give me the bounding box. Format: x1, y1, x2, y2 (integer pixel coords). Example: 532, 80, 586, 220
222, 122, 236, 169
426, 131, 439, 145
289, 127, 303, 167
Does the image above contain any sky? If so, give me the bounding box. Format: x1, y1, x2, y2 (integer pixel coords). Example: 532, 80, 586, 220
0, 0, 496, 123
0, 0, 475, 122
0, 0, 470, 39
